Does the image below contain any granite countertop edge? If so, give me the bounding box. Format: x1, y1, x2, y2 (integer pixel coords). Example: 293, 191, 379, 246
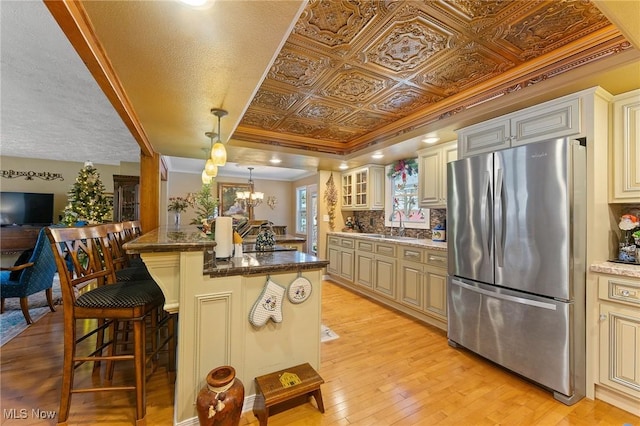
590, 261, 640, 278
206, 259, 330, 277
328, 231, 448, 251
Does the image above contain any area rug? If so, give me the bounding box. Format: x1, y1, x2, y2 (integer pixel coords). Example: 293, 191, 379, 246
321, 324, 339, 343
0, 274, 62, 347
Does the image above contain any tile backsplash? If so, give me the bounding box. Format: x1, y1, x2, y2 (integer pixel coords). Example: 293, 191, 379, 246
349, 209, 446, 239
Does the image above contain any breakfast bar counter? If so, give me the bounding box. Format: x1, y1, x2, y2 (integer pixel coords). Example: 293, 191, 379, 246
124, 225, 329, 424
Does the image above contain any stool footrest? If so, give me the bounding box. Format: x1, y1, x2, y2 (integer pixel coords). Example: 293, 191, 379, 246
253, 363, 324, 426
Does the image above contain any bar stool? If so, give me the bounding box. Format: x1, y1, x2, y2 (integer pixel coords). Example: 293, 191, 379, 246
46, 225, 169, 425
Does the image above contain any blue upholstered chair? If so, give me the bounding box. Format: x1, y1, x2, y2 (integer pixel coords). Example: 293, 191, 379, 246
1, 227, 57, 324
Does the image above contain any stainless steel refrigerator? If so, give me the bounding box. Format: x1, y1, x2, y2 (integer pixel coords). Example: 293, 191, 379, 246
446, 138, 586, 405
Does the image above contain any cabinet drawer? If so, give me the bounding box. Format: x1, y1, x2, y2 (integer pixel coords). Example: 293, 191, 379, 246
599, 276, 640, 306
357, 240, 374, 252
426, 251, 447, 269
375, 243, 396, 257
340, 238, 355, 249
328, 236, 340, 246
400, 247, 424, 263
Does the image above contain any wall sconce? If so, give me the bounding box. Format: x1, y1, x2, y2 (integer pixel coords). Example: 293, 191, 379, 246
267, 196, 277, 210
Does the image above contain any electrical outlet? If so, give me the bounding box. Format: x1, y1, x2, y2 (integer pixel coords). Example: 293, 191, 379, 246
323, 215, 330, 222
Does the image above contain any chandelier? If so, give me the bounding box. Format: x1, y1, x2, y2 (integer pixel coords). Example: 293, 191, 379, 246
210, 108, 228, 166
236, 167, 264, 207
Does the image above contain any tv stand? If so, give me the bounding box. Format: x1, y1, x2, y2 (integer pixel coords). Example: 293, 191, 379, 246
0, 225, 42, 255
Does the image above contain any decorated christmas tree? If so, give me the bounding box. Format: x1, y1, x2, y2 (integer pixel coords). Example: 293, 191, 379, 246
61, 162, 112, 225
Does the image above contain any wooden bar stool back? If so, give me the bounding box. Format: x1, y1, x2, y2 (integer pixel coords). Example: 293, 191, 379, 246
46, 225, 166, 426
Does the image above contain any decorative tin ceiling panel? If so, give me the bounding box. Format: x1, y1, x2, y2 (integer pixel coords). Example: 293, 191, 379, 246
234, 0, 626, 154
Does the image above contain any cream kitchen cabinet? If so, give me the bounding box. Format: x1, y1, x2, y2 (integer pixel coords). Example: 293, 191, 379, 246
458, 95, 581, 158
341, 165, 385, 211
596, 274, 640, 415
397, 245, 448, 326
327, 235, 355, 282
372, 242, 397, 299
610, 89, 640, 203
354, 239, 374, 289
355, 239, 397, 298
417, 141, 457, 208
327, 233, 448, 331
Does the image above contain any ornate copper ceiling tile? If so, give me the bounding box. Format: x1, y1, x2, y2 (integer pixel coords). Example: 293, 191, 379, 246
277, 118, 325, 137
320, 127, 365, 142
293, 0, 379, 47
364, 17, 452, 73
421, 46, 510, 95
323, 69, 388, 103
239, 111, 283, 131
342, 110, 394, 130
268, 48, 331, 88
249, 87, 301, 112
295, 101, 352, 122
500, 1, 610, 60
373, 85, 443, 115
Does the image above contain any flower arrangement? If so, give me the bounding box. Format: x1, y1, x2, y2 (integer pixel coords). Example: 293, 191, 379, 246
323, 173, 338, 231
167, 196, 192, 213
388, 158, 418, 184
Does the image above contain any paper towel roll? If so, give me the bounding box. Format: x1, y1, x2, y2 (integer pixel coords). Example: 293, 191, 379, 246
215, 217, 233, 258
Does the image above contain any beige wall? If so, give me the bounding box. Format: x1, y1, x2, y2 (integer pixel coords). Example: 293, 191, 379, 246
166, 172, 294, 230
0, 155, 138, 223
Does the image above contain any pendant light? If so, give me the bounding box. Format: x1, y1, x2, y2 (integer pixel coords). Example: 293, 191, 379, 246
210, 108, 228, 166
204, 131, 218, 177
201, 169, 213, 184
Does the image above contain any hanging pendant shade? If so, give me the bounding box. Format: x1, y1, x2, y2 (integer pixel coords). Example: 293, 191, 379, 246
201, 169, 213, 184
210, 142, 226, 166
204, 159, 218, 177
210, 108, 228, 167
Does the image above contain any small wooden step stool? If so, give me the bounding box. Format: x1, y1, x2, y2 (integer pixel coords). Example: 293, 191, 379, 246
253, 362, 324, 425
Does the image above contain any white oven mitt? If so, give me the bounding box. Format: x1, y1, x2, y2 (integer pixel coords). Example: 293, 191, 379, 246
249, 278, 285, 327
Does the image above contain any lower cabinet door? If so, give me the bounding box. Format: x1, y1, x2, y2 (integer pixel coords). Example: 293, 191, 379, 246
398, 261, 423, 310
373, 257, 396, 298
355, 252, 374, 289
599, 301, 640, 398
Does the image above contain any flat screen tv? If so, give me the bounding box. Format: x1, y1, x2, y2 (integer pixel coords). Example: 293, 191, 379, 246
0, 192, 54, 226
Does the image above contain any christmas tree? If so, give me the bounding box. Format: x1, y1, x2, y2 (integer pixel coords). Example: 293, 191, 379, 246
61, 162, 112, 225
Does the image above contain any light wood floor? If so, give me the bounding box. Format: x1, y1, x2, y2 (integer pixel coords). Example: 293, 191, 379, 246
1, 281, 638, 425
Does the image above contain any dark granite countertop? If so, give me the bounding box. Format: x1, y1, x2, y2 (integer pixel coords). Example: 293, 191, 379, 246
205, 250, 329, 277
124, 225, 216, 254
241, 234, 306, 244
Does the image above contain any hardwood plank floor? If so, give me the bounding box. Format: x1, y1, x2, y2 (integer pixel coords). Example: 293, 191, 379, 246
1, 281, 637, 425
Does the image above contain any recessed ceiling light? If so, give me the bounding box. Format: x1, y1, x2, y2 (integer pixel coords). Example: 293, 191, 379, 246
269, 158, 282, 164
179, 0, 208, 5
339, 163, 349, 170
422, 137, 440, 144
371, 152, 384, 159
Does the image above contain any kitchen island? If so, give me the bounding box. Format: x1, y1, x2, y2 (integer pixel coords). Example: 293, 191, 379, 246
124, 226, 329, 425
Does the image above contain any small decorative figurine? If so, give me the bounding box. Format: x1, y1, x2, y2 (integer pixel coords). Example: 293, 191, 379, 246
618, 214, 639, 263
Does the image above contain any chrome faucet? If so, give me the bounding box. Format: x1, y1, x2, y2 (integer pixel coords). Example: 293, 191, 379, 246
390, 209, 404, 237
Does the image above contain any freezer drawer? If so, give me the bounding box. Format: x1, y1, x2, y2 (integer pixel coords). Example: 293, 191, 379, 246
448, 277, 576, 398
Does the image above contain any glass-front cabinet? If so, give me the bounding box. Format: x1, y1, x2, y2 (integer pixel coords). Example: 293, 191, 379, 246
113, 175, 140, 221
341, 165, 384, 211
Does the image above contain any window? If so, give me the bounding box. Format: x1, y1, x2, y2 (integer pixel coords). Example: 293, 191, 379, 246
296, 186, 307, 234
384, 160, 430, 230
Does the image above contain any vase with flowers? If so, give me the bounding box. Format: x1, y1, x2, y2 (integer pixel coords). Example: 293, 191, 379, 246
168, 196, 192, 227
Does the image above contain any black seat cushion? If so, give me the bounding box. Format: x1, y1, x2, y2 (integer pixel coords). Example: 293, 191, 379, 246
116, 266, 152, 282
75, 280, 164, 309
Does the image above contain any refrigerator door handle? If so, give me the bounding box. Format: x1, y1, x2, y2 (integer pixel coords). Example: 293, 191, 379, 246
451, 278, 558, 311
494, 162, 504, 268
480, 170, 491, 258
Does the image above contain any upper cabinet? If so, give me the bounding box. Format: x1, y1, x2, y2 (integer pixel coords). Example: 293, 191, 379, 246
341, 165, 385, 211
610, 89, 640, 203
417, 141, 457, 208
458, 95, 581, 158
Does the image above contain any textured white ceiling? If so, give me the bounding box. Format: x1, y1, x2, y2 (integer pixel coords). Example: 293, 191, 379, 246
0, 1, 140, 166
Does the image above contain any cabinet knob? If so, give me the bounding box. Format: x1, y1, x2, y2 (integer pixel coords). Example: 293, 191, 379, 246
620, 289, 630, 297
599, 314, 607, 321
